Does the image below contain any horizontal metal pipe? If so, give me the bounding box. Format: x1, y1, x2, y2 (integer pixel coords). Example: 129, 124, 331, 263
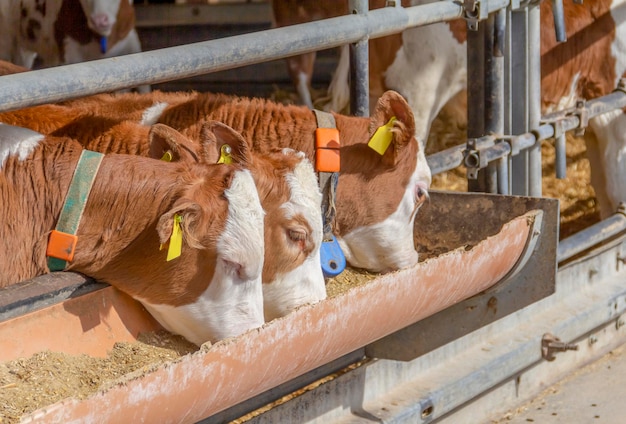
0, 0, 515, 112
428, 89, 626, 176
557, 206, 626, 263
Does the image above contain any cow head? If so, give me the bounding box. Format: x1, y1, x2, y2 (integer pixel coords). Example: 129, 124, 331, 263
334, 90, 431, 273
120, 124, 266, 345
200, 121, 326, 321
78, 0, 123, 36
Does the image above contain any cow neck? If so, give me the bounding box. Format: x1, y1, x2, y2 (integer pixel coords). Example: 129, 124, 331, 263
46, 150, 104, 271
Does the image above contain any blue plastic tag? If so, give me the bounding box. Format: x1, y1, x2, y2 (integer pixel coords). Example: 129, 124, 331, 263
100, 37, 107, 54
320, 235, 346, 278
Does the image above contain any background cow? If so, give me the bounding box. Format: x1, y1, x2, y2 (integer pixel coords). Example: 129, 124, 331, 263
0, 123, 266, 345
276, 0, 626, 220
0, 0, 147, 91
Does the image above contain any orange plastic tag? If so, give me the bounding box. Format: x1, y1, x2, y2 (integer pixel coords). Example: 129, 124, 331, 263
315, 128, 340, 172
315, 128, 340, 149
315, 148, 340, 173
46, 230, 78, 262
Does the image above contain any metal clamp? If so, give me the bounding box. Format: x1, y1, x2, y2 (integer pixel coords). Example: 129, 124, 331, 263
573, 99, 588, 136
463, 138, 488, 179
463, 0, 485, 31
541, 333, 578, 361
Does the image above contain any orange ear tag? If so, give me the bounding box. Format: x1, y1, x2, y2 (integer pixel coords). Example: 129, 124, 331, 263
368, 116, 397, 155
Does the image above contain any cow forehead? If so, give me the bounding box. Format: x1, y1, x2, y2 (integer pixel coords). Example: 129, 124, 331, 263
0, 124, 44, 169
282, 158, 323, 232
78, 0, 123, 16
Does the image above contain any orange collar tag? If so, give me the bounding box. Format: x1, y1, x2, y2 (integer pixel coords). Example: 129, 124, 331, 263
368, 116, 397, 155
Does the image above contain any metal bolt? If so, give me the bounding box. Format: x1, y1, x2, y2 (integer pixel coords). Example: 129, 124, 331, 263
589, 336, 598, 346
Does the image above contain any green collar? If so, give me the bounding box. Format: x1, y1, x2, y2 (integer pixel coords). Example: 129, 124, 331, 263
47, 150, 104, 272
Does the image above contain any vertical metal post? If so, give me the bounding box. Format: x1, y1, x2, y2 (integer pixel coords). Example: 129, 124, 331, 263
528, 2, 542, 197
349, 0, 369, 117
510, 8, 530, 195
488, 9, 507, 195
466, 20, 486, 192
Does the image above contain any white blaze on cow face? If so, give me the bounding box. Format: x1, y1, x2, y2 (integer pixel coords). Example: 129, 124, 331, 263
0, 124, 44, 169
338, 150, 431, 273
262, 151, 326, 321
78, 0, 124, 36
139, 169, 265, 345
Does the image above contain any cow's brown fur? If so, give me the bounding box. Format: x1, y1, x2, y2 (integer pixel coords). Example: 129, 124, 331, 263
0, 136, 238, 305
0, 103, 319, 285
147, 91, 420, 236
540, 0, 617, 108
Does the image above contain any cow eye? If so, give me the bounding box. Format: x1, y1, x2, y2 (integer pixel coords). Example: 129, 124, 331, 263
288, 229, 307, 242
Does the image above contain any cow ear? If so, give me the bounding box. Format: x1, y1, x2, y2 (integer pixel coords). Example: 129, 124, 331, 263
369, 90, 417, 166
199, 121, 251, 166
157, 201, 203, 249
148, 124, 200, 163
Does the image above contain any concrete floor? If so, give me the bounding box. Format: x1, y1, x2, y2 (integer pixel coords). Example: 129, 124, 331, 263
495, 344, 626, 423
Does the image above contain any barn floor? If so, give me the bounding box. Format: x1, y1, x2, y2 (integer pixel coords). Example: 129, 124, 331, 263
491, 343, 626, 423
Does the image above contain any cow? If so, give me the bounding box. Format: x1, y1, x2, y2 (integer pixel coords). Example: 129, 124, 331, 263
0, 0, 147, 91
270, 0, 401, 111
0, 103, 327, 321
0, 122, 266, 346
277, 0, 626, 221
40, 89, 432, 273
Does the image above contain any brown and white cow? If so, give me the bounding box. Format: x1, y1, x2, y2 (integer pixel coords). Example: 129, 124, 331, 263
377, 0, 626, 219
281, 0, 626, 220
0, 122, 266, 345
48, 89, 431, 273
0, 0, 146, 91
0, 103, 327, 321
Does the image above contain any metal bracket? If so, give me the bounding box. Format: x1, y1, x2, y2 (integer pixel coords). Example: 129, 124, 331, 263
541, 333, 578, 361
573, 99, 588, 136
463, 138, 488, 179
463, 0, 486, 31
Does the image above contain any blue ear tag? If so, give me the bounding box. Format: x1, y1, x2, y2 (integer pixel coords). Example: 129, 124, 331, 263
321, 235, 346, 278
100, 37, 107, 54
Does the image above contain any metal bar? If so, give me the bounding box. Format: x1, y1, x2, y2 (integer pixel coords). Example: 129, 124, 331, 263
555, 133, 567, 179
557, 205, 626, 263
528, 2, 542, 197
0, 0, 513, 112
510, 8, 529, 195
551, 0, 567, 43
426, 85, 626, 175
491, 9, 507, 194
349, 0, 370, 117
466, 16, 487, 192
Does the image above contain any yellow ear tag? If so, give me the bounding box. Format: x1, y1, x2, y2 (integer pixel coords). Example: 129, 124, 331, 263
368, 116, 397, 155
165, 214, 183, 261
160, 150, 173, 162
217, 144, 233, 164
